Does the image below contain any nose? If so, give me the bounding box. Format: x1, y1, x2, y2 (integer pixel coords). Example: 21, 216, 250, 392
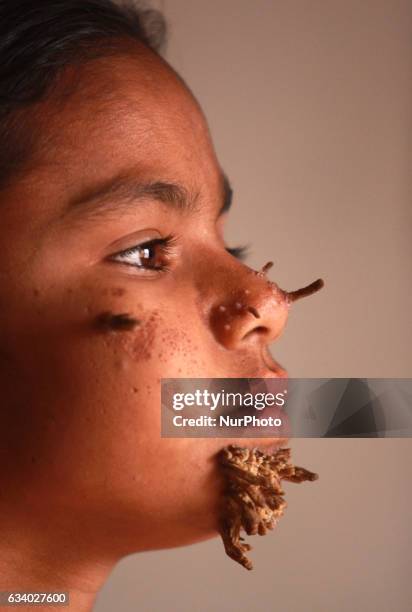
209, 261, 324, 351
209, 263, 287, 350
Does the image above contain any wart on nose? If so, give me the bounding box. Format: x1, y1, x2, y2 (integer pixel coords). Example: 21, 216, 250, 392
209, 262, 324, 350
284, 278, 325, 303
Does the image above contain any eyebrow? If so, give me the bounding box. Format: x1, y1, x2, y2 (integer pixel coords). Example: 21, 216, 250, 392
62, 170, 233, 222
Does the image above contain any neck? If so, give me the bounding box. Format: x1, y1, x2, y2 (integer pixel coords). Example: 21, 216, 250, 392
0, 506, 119, 612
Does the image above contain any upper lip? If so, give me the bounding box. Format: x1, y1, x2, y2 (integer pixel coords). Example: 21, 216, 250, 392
261, 348, 288, 378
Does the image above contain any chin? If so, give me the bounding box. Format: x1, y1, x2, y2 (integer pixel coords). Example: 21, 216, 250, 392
138, 510, 221, 553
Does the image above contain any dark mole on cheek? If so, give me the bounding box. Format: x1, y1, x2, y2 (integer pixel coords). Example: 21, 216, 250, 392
94, 311, 140, 332
111, 287, 126, 297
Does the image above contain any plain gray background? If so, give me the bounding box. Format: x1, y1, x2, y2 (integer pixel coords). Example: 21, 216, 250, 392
95, 1, 412, 610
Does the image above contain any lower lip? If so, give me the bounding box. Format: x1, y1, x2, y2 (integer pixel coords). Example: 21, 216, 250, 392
252, 439, 288, 454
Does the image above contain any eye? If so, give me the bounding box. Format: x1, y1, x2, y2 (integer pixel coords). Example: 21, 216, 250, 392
109, 236, 175, 271
226, 245, 248, 261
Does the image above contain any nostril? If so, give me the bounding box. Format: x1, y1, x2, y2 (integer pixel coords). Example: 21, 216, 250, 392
242, 325, 269, 341
247, 306, 260, 319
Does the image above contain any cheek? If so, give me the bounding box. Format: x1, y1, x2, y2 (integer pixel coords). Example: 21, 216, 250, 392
114, 309, 162, 363
8, 298, 203, 462
2, 281, 215, 475
117, 316, 206, 375
1, 283, 237, 542
29, 327, 224, 535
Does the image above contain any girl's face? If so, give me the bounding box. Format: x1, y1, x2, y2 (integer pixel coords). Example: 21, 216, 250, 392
0, 47, 289, 554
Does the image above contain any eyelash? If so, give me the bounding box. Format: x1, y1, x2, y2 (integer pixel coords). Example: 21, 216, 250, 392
109, 237, 248, 272
226, 245, 248, 261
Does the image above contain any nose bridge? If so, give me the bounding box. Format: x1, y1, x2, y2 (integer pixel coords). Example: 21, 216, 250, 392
207, 260, 290, 350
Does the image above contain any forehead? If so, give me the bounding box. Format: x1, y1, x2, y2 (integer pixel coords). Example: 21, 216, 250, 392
21, 47, 221, 214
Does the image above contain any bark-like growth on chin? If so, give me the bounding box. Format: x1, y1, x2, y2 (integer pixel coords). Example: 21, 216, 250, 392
218, 445, 318, 570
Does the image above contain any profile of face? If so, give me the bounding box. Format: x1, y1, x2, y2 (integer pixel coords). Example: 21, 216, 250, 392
0, 42, 299, 561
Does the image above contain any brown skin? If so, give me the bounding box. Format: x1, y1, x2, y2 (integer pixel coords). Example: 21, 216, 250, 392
0, 43, 292, 609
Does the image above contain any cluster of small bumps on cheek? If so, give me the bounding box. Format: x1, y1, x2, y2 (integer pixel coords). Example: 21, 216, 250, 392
95, 307, 164, 363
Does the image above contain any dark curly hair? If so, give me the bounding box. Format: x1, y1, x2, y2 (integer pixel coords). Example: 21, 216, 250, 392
0, 0, 167, 187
